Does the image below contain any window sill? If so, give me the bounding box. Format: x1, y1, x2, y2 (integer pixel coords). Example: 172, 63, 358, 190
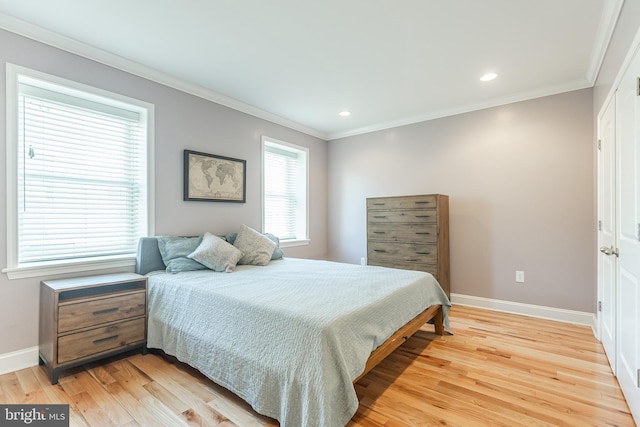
280, 239, 310, 248
2, 256, 136, 280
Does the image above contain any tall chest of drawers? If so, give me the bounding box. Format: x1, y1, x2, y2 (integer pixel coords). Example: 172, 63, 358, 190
367, 194, 450, 297
39, 273, 148, 384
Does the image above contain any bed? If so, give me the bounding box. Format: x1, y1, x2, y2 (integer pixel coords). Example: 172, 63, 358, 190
136, 236, 451, 427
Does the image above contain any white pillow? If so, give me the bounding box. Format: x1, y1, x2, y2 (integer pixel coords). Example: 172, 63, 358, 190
188, 232, 243, 272
234, 224, 277, 266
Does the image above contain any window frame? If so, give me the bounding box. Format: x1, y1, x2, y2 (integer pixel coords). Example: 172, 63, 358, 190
261, 136, 309, 247
3, 63, 155, 279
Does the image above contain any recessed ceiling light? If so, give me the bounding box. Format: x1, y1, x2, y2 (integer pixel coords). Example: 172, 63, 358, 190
480, 73, 498, 82
339, 111, 351, 117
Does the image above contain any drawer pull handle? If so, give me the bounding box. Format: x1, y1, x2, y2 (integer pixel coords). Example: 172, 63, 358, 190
415, 215, 431, 218
93, 307, 119, 316
414, 201, 431, 204
93, 335, 119, 345
415, 232, 431, 235
373, 215, 387, 219
374, 249, 387, 253
415, 251, 431, 255
373, 231, 386, 234
373, 203, 385, 206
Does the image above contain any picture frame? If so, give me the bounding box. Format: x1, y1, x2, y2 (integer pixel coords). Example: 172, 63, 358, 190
183, 149, 246, 203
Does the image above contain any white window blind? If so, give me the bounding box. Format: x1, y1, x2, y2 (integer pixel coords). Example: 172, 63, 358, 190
262, 138, 308, 242
15, 78, 148, 265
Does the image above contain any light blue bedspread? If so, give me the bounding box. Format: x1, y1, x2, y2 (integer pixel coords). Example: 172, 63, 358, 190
147, 258, 450, 427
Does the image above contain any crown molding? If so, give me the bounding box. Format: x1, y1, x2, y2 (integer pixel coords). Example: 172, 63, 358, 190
0, 13, 327, 141
586, 0, 625, 83
327, 79, 592, 140
597, 13, 640, 117
0, 3, 623, 143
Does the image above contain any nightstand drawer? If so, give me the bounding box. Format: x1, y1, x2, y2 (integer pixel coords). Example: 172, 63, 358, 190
57, 317, 145, 364
58, 291, 146, 333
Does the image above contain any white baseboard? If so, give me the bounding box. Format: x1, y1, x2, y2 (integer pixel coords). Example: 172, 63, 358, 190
450, 293, 598, 336
0, 346, 39, 376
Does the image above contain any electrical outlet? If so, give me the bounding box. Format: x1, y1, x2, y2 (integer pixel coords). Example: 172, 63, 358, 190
515, 270, 525, 283
360, 257, 366, 266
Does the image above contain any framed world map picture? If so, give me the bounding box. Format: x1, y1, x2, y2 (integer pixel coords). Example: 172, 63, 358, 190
184, 150, 246, 202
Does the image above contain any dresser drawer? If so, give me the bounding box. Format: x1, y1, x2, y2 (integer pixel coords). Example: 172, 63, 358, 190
368, 195, 437, 210
368, 242, 437, 263
57, 317, 145, 364
368, 209, 437, 224
368, 259, 438, 277
58, 291, 146, 333
368, 223, 437, 243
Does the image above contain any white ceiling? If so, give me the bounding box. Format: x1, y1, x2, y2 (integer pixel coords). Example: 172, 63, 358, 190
0, 0, 621, 140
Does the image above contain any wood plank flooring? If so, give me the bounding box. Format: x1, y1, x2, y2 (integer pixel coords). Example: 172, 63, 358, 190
0, 305, 635, 426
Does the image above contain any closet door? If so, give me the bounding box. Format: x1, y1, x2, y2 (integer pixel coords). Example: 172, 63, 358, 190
615, 48, 640, 420
597, 95, 617, 369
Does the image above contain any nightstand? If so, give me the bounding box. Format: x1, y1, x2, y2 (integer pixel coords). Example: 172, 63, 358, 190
39, 273, 148, 384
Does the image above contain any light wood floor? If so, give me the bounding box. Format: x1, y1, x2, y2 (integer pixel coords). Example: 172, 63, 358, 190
0, 305, 635, 426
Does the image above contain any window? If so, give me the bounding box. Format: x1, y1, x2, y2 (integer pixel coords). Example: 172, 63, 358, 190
4, 64, 154, 279
262, 136, 308, 245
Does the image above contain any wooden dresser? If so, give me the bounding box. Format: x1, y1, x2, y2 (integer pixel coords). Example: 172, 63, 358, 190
367, 194, 450, 297
39, 273, 148, 384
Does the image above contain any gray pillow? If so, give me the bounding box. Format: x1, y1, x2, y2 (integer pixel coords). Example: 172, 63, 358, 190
225, 231, 284, 260
233, 224, 277, 266
265, 233, 284, 260
156, 235, 207, 273
188, 232, 243, 273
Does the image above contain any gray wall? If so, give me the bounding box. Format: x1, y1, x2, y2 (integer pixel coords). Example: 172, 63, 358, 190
4, 2, 639, 356
0, 29, 328, 355
327, 89, 595, 313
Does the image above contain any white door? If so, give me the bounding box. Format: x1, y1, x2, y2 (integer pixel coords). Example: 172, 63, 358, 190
597, 95, 617, 369
615, 47, 640, 422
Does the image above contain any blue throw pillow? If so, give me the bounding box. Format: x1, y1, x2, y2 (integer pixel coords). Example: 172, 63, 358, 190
157, 235, 208, 273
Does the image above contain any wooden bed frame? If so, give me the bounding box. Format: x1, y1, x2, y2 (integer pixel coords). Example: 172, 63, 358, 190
135, 237, 445, 385
354, 303, 444, 383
